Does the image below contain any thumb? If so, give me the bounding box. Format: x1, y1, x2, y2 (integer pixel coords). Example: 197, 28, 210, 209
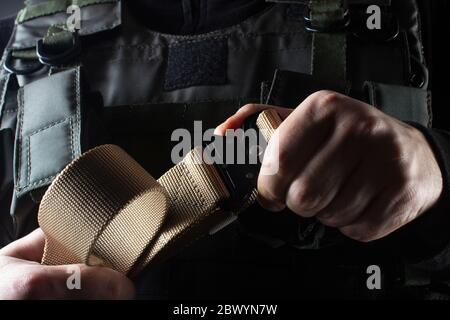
215, 104, 292, 136
0, 228, 45, 262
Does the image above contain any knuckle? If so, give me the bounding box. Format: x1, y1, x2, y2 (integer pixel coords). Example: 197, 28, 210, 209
304, 91, 341, 122
352, 116, 384, 137
309, 90, 342, 107
317, 90, 343, 107
287, 179, 323, 215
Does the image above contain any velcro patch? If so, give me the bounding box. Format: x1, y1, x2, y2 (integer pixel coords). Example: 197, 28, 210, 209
164, 38, 228, 91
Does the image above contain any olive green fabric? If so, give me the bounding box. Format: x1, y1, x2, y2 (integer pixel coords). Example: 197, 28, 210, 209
11, 49, 37, 60
17, 0, 119, 24
14, 67, 83, 197
42, 24, 74, 52
12, 25, 78, 64
11, 0, 122, 51
310, 0, 347, 89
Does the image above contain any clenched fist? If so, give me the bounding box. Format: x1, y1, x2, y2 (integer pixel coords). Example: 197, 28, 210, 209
216, 91, 443, 242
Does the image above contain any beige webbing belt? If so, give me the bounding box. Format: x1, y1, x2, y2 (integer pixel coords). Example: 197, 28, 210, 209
38, 109, 282, 276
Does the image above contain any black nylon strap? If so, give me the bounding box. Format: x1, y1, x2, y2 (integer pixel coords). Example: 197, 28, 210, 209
309, 0, 348, 91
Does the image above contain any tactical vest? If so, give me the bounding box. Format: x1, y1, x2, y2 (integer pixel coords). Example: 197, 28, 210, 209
0, 0, 433, 299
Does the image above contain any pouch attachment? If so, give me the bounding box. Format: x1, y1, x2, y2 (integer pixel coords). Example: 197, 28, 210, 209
364, 81, 431, 127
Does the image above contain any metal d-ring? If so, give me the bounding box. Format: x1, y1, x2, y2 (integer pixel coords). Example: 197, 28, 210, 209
3, 49, 44, 75
304, 9, 351, 33
36, 31, 81, 66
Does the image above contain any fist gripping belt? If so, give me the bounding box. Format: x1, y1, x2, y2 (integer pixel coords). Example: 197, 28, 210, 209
38, 109, 282, 276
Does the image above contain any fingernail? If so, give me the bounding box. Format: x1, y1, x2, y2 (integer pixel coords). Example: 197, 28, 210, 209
214, 126, 224, 136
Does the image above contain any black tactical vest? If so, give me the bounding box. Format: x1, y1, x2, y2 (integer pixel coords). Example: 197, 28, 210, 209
0, 0, 435, 299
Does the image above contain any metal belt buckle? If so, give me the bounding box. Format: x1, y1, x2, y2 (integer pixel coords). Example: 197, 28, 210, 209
205, 112, 264, 212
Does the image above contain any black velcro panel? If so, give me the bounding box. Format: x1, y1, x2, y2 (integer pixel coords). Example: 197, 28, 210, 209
164, 38, 228, 91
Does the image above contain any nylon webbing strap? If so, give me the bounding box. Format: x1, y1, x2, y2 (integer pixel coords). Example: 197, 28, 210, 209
43, 25, 74, 52
39, 145, 170, 274
38, 109, 282, 275
310, 0, 348, 91
17, 0, 119, 24
12, 24, 76, 62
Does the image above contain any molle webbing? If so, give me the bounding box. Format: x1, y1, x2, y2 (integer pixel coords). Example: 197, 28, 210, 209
17, 0, 120, 24
309, 0, 348, 90
38, 110, 282, 276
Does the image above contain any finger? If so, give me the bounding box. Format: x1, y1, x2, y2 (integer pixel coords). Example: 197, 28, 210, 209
285, 124, 362, 217
316, 160, 378, 228
26, 264, 135, 300
257, 98, 336, 211
339, 186, 418, 242
0, 229, 45, 262
215, 104, 293, 135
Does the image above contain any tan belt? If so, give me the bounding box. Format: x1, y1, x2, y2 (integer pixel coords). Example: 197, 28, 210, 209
38, 109, 281, 276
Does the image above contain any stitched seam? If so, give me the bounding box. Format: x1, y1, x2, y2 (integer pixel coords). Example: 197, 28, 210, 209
0, 75, 10, 117
168, 165, 186, 205
19, 118, 70, 191
181, 163, 205, 208
16, 67, 80, 192
17, 89, 25, 189
69, 118, 74, 159
427, 90, 432, 128
73, 67, 81, 157
27, 118, 68, 137
27, 136, 31, 186
18, 175, 58, 191
2, 109, 17, 114
166, 164, 203, 209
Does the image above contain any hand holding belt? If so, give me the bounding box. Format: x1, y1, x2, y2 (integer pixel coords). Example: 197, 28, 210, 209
38, 109, 282, 276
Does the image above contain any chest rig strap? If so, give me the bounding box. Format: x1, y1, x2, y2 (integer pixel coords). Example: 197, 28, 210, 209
308, 0, 348, 90
38, 109, 282, 276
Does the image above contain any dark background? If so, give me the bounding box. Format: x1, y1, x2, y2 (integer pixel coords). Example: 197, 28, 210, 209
1, 0, 22, 19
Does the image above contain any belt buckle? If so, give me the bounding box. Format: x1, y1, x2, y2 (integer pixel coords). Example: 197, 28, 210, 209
206, 112, 264, 212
